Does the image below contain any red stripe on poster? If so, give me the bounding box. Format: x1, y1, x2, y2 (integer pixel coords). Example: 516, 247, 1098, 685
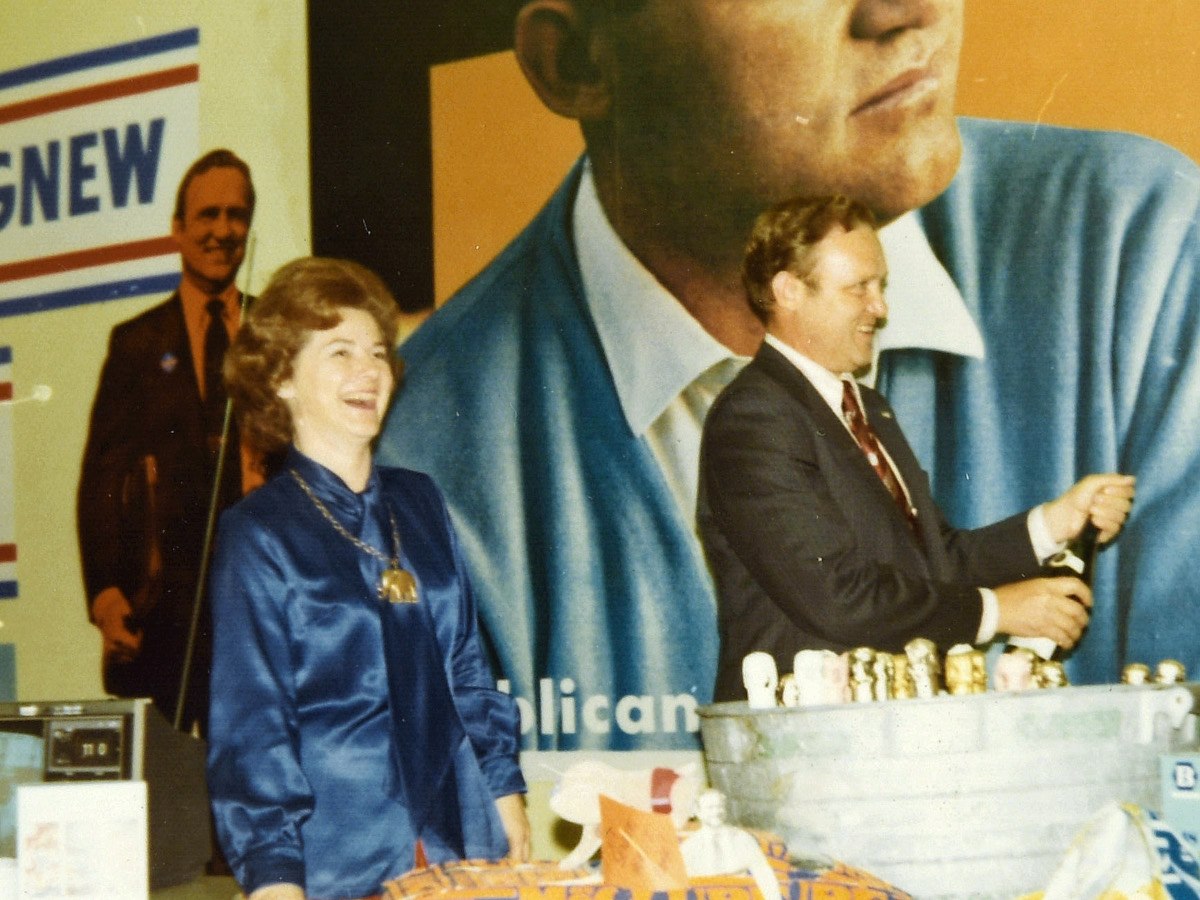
0, 384, 11, 402
0, 63, 199, 125
0, 545, 15, 564
0, 235, 176, 284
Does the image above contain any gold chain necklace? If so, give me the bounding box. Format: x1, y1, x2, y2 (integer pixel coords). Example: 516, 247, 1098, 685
289, 468, 419, 603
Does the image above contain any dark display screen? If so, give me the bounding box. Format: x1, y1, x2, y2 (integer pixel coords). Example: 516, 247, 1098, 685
45, 716, 127, 779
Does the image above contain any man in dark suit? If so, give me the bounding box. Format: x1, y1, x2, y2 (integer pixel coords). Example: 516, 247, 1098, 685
698, 195, 1135, 702
77, 149, 260, 733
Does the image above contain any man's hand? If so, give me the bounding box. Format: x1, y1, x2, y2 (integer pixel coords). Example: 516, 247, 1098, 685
495, 792, 531, 862
1042, 473, 1135, 544
91, 587, 143, 663
995, 577, 1092, 650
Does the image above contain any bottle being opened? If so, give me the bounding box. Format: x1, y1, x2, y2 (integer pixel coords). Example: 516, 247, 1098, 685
1008, 522, 1100, 662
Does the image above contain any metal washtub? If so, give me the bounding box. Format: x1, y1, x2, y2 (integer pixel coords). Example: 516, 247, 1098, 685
699, 682, 1200, 899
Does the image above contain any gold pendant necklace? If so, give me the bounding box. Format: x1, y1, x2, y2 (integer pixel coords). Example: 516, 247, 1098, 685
289, 469, 419, 603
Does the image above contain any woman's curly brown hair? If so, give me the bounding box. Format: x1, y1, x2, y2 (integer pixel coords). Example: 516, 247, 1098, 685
224, 257, 402, 454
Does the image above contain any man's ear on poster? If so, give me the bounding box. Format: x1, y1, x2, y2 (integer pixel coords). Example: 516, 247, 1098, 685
514, 0, 612, 121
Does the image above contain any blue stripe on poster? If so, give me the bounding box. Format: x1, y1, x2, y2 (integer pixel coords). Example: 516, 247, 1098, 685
0, 583, 16, 600
0, 27, 199, 90
0, 645, 12, 701
0, 273, 180, 318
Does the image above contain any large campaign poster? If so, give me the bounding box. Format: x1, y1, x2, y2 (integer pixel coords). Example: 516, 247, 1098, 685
1, 3, 310, 706
307, 3, 1200, 758
0, 28, 201, 701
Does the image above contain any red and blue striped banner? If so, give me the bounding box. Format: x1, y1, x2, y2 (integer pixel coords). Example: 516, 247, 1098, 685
0, 345, 16, 604
0, 28, 200, 318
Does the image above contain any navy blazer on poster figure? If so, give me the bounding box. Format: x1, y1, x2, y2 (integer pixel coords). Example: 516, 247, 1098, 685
698, 341, 1039, 702
77, 292, 244, 727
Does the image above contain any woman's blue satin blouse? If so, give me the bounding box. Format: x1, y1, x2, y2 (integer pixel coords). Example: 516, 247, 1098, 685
207, 448, 525, 899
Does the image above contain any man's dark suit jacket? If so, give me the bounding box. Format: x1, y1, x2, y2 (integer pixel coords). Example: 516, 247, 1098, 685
77, 292, 244, 730
698, 342, 1040, 702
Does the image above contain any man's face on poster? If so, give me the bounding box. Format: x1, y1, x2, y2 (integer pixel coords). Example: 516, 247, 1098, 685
598, 0, 964, 224
172, 166, 253, 295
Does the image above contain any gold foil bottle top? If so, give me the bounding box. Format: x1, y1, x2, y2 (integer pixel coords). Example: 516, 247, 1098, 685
1035, 659, 1069, 688
872, 652, 894, 701
1121, 663, 1151, 685
891, 653, 915, 699
1155, 659, 1187, 685
778, 673, 799, 708
944, 644, 975, 696
849, 647, 877, 703
904, 638, 942, 698
969, 649, 988, 694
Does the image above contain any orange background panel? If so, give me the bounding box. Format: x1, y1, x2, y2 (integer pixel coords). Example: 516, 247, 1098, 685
957, 0, 1200, 150
431, 3, 1200, 305
431, 51, 583, 305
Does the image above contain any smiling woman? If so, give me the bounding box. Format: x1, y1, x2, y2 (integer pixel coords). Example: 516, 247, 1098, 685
275, 306, 395, 483
205, 257, 530, 900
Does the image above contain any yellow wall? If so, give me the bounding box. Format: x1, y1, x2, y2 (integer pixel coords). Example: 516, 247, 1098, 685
1, 0, 311, 702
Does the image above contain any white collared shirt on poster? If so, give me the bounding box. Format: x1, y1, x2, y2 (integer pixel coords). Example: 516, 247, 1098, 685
572, 161, 1058, 644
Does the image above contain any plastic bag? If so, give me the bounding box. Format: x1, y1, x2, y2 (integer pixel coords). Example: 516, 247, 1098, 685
1020, 802, 1200, 899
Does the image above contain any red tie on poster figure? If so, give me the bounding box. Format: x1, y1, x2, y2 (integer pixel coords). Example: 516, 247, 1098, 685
840, 379, 921, 540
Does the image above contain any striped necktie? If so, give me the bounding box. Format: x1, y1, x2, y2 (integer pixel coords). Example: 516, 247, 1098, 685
841, 378, 920, 538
